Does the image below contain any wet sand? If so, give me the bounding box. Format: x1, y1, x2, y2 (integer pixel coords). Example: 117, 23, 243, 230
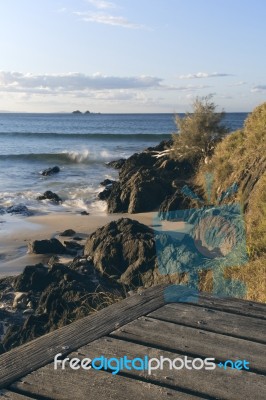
0, 211, 160, 276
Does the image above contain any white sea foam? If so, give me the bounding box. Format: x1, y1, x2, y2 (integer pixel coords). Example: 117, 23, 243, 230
62, 148, 113, 163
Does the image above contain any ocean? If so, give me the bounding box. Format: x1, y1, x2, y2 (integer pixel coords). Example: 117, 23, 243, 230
0, 112, 248, 219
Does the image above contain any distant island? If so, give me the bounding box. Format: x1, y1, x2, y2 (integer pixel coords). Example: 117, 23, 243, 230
72, 110, 100, 115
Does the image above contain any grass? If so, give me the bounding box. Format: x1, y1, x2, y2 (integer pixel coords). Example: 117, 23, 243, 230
194, 102, 266, 302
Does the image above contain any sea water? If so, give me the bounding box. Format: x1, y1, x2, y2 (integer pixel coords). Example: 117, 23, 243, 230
0, 112, 248, 218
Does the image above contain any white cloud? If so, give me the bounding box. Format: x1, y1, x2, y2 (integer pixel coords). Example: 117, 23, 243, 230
179, 72, 233, 79
167, 84, 211, 91
229, 81, 246, 87
86, 0, 116, 9
75, 11, 144, 29
251, 85, 266, 93
0, 71, 163, 94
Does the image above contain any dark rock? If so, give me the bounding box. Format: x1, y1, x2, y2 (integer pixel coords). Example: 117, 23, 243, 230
2, 261, 124, 351
14, 263, 49, 292
84, 218, 187, 289
105, 140, 195, 214
48, 255, 60, 266
158, 190, 194, 218
64, 240, 83, 249
59, 229, 76, 237
64, 241, 84, 254
98, 187, 112, 201
72, 110, 82, 114
84, 218, 157, 286
28, 239, 66, 255
37, 190, 62, 203
80, 211, 90, 215
6, 204, 32, 216
41, 166, 60, 176
106, 158, 126, 169
73, 236, 83, 241
100, 179, 116, 186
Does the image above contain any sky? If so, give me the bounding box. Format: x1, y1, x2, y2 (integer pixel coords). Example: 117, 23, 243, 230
0, 0, 265, 113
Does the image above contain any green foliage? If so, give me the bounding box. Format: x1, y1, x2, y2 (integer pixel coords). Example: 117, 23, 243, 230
171, 96, 228, 163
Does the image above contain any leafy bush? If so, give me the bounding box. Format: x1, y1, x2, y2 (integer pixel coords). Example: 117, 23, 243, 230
171, 96, 228, 163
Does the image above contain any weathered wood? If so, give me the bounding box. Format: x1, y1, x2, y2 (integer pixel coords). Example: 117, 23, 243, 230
149, 303, 266, 343
0, 391, 37, 399
72, 336, 266, 400
11, 365, 199, 400
111, 316, 266, 374
184, 293, 266, 320
0, 284, 173, 389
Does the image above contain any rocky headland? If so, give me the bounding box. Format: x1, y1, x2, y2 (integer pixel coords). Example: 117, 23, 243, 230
1, 102, 265, 353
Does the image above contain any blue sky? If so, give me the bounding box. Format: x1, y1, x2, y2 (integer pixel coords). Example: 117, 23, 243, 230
0, 0, 265, 112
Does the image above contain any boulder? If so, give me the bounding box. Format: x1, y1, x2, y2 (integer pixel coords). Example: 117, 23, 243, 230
28, 239, 66, 255
158, 190, 193, 218
84, 218, 187, 288
84, 218, 157, 286
63, 240, 84, 254
37, 190, 62, 203
98, 187, 112, 201
41, 166, 60, 176
105, 140, 195, 214
2, 261, 123, 351
106, 158, 126, 169
100, 179, 115, 186
59, 229, 76, 237
6, 204, 32, 216
80, 211, 90, 215
14, 263, 49, 292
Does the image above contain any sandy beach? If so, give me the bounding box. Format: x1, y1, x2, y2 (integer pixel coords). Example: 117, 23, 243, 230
0, 211, 160, 276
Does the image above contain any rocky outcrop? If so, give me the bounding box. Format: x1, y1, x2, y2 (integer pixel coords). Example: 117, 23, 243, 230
59, 229, 76, 237
98, 187, 112, 200
100, 179, 116, 186
158, 189, 194, 217
6, 204, 32, 216
83, 218, 186, 288
37, 190, 62, 203
2, 260, 123, 351
106, 140, 194, 213
106, 158, 126, 169
28, 238, 66, 255
84, 218, 156, 286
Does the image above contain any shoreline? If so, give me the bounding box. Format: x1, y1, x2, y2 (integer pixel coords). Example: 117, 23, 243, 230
0, 210, 159, 276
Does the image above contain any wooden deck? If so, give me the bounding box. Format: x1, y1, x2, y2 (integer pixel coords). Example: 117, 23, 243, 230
0, 284, 265, 399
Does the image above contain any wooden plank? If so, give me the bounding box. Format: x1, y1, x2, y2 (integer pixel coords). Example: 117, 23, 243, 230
111, 316, 266, 374
0, 284, 174, 389
149, 303, 266, 343
10, 364, 199, 400
70, 336, 266, 400
0, 391, 37, 400
185, 293, 266, 320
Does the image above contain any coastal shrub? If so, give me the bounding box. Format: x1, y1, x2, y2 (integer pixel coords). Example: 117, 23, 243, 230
171, 96, 228, 163
194, 102, 266, 302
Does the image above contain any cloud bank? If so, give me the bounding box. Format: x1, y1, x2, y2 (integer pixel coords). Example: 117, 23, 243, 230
179, 72, 233, 79
251, 85, 266, 93
74, 12, 144, 29
0, 72, 163, 94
